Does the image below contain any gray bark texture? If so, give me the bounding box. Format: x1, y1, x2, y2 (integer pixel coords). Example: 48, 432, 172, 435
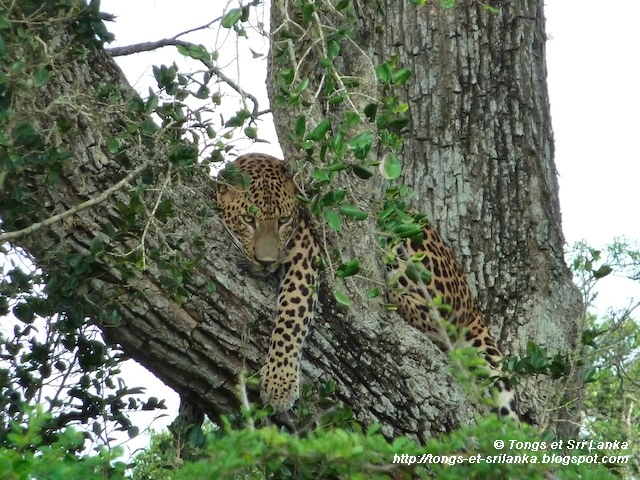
0, 0, 583, 441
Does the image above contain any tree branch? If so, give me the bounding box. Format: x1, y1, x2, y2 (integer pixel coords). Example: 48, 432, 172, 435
107, 39, 263, 121
0, 161, 149, 245
106, 39, 192, 57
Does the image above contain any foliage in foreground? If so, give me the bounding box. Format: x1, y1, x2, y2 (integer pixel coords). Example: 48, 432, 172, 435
0, 408, 125, 480
0, 405, 626, 480
130, 413, 618, 480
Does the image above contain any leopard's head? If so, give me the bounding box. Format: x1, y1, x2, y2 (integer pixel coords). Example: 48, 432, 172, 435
216, 154, 299, 273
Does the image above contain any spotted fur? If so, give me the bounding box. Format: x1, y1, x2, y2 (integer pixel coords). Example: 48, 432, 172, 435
216, 153, 518, 420
217, 154, 320, 410
387, 228, 518, 420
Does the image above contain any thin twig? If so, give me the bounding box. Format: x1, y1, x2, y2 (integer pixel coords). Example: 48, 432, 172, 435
237, 372, 255, 431
0, 161, 150, 245
171, 16, 223, 40
108, 38, 263, 120
105, 13, 223, 56
106, 38, 192, 56
137, 164, 174, 269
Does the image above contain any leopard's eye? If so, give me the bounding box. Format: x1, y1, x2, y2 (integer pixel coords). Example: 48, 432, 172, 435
241, 214, 255, 227
278, 215, 292, 228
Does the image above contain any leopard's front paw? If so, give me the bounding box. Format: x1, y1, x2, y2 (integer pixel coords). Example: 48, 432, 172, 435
260, 360, 300, 411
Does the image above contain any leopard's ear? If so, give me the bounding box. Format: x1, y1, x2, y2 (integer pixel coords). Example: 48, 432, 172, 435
216, 181, 229, 196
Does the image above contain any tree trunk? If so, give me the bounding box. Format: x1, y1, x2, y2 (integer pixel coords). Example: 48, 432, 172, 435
267, 0, 584, 436
0, 1, 582, 441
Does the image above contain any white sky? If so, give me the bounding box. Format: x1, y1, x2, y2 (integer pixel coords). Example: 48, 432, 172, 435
546, 2, 640, 244
13, 0, 640, 456
545, 2, 640, 312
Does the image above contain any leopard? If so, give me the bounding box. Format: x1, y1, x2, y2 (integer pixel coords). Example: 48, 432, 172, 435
217, 153, 321, 410
216, 152, 518, 421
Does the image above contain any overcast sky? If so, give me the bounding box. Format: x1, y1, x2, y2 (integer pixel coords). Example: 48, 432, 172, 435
97, 0, 640, 454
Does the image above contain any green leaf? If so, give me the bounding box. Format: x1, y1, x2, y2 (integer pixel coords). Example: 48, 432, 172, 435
225, 109, 251, 127
328, 132, 345, 156
145, 91, 159, 113
241, 5, 251, 21
394, 103, 409, 114
581, 328, 605, 348
592, 265, 613, 279
13, 302, 34, 323
313, 168, 331, 184
244, 126, 258, 139
583, 366, 597, 383
339, 204, 368, 220
186, 44, 208, 60
90, 237, 105, 255
347, 131, 373, 160
326, 162, 349, 172
306, 118, 331, 141
380, 153, 402, 179
337, 259, 360, 278
106, 137, 120, 154
480, 3, 500, 13
141, 118, 158, 134
334, 290, 352, 306
366, 288, 380, 298
188, 426, 206, 448
351, 164, 374, 179
222, 8, 243, 28
294, 116, 307, 138
393, 68, 412, 85
323, 209, 342, 232
302, 2, 315, 22
33, 67, 50, 87
295, 77, 310, 93
379, 116, 409, 132
364, 103, 378, 121
344, 110, 360, 127
13, 122, 41, 148
328, 40, 340, 58
375, 63, 392, 84
394, 223, 423, 239
321, 189, 346, 207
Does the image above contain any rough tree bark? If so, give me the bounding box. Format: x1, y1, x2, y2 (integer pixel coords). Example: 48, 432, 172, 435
0, 1, 582, 441
268, 0, 584, 435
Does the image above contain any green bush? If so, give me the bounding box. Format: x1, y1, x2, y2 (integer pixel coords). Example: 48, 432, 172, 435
131, 413, 618, 480
0, 408, 126, 480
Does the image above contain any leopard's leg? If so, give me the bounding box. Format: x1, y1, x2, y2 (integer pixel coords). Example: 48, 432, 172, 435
260, 215, 320, 410
386, 235, 519, 422
386, 241, 454, 352
453, 327, 520, 422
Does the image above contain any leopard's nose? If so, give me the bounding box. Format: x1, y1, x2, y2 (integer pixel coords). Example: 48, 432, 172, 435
254, 232, 279, 270
256, 258, 277, 270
